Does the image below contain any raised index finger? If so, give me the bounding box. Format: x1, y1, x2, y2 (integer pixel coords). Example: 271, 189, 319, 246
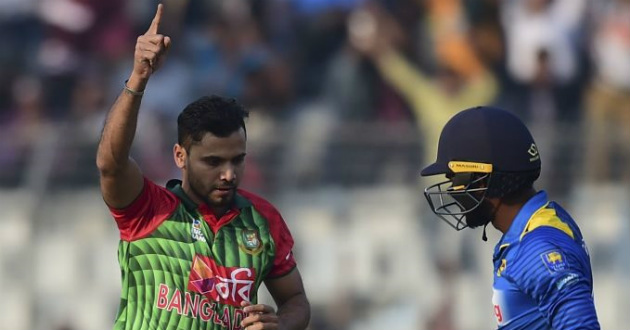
145, 3, 163, 35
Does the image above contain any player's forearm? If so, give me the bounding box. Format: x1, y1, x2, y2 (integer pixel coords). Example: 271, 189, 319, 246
276, 293, 310, 330
96, 74, 148, 175
374, 49, 436, 102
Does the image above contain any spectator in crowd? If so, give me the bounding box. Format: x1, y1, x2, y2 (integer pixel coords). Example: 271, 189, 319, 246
582, 0, 630, 184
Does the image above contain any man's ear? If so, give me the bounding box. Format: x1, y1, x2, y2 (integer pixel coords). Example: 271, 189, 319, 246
173, 144, 187, 169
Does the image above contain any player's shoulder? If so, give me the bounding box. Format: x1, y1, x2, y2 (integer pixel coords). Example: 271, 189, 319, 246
514, 227, 576, 262
237, 189, 283, 219
521, 204, 577, 241
126, 177, 180, 208
505, 227, 583, 278
520, 225, 579, 253
505, 228, 593, 301
237, 189, 276, 208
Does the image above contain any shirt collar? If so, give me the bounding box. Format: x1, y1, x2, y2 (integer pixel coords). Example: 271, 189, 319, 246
494, 190, 549, 257
165, 179, 251, 213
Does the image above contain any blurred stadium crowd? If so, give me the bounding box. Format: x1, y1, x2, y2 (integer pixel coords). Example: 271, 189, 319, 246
0, 0, 629, 329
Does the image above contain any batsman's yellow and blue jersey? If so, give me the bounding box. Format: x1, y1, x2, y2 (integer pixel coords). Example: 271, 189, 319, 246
492, 191, 599, 330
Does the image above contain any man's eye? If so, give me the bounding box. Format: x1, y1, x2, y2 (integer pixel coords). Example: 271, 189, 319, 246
205, 158, 222, 166
233, 156, 245, 165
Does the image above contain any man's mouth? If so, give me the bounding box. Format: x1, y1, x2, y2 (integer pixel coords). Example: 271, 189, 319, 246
215, 186, 235, 192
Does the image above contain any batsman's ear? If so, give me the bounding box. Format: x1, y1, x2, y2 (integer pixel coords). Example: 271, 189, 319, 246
173, 144, 186, 169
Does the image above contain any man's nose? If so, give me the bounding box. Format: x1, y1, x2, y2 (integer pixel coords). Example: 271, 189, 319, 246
221, 166, 236, 182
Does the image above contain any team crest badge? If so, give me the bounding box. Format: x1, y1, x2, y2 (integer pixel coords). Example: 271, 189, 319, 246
541, 250, 568, 273
240, 229, 262, 255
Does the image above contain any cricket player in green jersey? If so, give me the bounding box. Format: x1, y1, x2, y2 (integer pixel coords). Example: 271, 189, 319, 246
96, 4, 310, 330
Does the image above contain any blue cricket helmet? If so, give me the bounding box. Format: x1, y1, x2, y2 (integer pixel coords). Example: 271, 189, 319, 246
422, 106, 541, 230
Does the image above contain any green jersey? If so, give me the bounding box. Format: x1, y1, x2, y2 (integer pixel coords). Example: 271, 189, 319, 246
108, 178, 296, 330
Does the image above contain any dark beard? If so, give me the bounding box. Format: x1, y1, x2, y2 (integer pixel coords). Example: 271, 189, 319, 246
465, 199, 495, 228
187, 170, 235, 209
188, 174, 212, 206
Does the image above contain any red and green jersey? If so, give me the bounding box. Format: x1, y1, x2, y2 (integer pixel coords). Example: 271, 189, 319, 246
108, 178, 296, 330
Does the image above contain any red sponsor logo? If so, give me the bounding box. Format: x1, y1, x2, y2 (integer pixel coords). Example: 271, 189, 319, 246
494, 304, 503, 323
188, 255, 256, 306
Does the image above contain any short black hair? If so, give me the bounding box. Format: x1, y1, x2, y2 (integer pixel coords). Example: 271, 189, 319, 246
177, 95, 249, 150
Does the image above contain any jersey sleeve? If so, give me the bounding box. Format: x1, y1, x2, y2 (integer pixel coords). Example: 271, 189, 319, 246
108, 177, 179, 242
508, 227, 600, 330
266, 212, 297, 278
239, 190, 297, 278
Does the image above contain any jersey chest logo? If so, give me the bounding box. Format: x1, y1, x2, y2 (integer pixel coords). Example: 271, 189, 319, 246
239, 229, 262, 255
492, 288, 508, 326
188, 254, 256, 306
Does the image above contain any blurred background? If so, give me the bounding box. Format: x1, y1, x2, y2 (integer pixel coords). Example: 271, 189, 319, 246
1, 0, 629, 329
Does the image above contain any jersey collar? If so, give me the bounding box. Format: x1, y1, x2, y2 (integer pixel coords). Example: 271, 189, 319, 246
166, 179, 251, 213
494, 190, 549, 258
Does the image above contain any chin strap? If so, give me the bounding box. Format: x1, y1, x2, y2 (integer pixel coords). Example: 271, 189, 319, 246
482, 198, 503, 242
482, 222, 489, 241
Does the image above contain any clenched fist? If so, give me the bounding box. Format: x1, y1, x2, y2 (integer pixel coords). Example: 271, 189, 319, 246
240, 301, 280, 330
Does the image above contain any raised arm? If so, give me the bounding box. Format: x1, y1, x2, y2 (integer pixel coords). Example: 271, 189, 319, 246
96, 4, 171, 208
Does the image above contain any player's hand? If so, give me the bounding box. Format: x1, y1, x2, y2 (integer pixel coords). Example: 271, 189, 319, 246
348, 8, 380, 57
348, 5, 402, 60
132, 3, 171, 80
240, 301, 279, 330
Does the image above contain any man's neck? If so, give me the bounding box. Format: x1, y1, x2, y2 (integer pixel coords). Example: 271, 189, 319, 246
493, 205, 521, 234
492, 189, 538, 234
210, 206, 229, 219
